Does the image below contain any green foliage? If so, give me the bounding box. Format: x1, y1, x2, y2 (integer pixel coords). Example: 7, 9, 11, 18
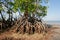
8, 2, 14, 6
0, 2, 3, 11
0, 0, 48, 17
0, 6, 3, 11
12, 0, 36, 12
12, 0, 48, 17
37, 5, 47, 17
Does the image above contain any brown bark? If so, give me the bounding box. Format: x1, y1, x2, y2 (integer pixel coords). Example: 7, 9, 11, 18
0, 22, 2, 31
0, 12, 46, 34
24, 12, 28, 17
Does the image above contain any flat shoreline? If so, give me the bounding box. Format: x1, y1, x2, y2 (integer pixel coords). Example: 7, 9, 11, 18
47, 24, 60, 27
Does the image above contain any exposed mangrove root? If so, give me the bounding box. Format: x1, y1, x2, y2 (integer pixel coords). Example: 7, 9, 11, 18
0, 22, 2, 31
0, 16, 47, 34
9, 16, 47, 34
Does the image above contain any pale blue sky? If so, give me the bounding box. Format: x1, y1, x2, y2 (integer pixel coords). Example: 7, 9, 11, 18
43, 0, 60, 21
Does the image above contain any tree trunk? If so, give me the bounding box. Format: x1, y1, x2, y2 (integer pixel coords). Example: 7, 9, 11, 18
0, 12, 5, 22
9, 13, 10, 21
24, 10, 28, 19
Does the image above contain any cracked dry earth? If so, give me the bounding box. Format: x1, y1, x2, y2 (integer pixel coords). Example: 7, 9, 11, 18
0, 26, 60, 40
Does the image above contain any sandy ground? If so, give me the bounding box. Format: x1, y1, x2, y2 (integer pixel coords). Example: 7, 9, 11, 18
43, 24, 60, 40
0, 24, 60, 40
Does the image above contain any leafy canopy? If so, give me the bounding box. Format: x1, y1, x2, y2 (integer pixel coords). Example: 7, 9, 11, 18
12, 0, 48, 17
0, 0, 48, 17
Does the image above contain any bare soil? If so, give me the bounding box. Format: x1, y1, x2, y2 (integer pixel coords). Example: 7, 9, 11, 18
0, 25, 60, 40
